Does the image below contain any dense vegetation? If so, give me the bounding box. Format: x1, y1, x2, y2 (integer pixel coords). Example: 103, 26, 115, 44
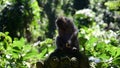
0, 0, 120, 68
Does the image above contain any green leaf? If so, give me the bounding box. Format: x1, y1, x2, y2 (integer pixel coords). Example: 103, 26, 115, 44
22, 45, 31, 53
100, 54, 110, 60
87, 36, 98, 46
114, 48, 120, 58
105, 1, 120, 10
12, 46, 21, 54
39, 48, 47, 59
23, 48, 38, 60
79, 37, 87, 45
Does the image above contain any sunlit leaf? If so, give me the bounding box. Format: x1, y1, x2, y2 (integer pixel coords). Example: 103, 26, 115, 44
39, 48, 47, 59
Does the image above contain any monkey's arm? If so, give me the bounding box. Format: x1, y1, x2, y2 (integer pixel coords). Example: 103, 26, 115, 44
65, 29, 79, 49
68, 29, 78, 44
56, 36, 65, 50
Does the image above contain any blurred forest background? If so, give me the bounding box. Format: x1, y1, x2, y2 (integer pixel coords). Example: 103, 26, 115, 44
0, 0, 120, 68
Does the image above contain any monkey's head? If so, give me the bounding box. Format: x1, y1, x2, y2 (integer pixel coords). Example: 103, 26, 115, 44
55, 17, 75, 35
55, 17, 74, 30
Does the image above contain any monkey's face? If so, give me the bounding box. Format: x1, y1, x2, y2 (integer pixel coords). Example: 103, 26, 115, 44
56, 17, 66, 30
55, 17, 74, 32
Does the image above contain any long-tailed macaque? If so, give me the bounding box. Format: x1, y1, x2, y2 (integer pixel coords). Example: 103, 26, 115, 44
55, 17, 79, 51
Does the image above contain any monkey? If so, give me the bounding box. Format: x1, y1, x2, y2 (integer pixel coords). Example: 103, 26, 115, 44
47, 17, 90, 68
55, 17, 79, 52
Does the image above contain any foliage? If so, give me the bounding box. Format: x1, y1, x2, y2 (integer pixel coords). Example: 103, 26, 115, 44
0, 0, 120, 68
78, 24, 120, 67
0, 0, 33, 39
0, 32, 55, 68
0, 32, 39, 67
0, 32, 54, 68
73, 1, 120, 67
105, 0, 120, 11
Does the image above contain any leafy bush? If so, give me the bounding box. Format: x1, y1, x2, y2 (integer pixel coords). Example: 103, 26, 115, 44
75, 9, 120, 67
0, 0, 120, 68
0, 32, 55, 67
0, 0, 33, 39
0, 32, 39, 67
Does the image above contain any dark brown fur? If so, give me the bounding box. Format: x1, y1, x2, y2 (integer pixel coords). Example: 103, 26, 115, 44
55, 17, 79, 51
46, 17, 90, 68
